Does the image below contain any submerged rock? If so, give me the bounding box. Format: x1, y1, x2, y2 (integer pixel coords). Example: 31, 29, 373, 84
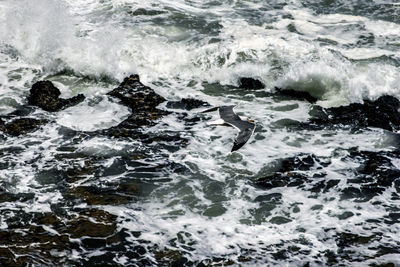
274, 87, 318, 103
166, 98, 210, 110
0, 117, 48, 136
238, 77, 265, 90
28, 80, 85, 112
341, 148, 400, 202
106, 74, 168, 130
255, 154, 330, 189
1, 81, 84, 136
107, 74, 165, 112
310, 95, 400, 131
166, 98, 210, 127
0, 208, 118, 266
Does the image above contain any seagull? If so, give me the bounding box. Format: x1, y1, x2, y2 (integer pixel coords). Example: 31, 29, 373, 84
201, 105, 255, 152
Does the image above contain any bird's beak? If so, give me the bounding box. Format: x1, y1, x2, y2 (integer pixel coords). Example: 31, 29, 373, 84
249, 119, 255, 123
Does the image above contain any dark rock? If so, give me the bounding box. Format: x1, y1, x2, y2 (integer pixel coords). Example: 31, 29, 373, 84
155, 249, 185, 265
270, 216, 292, 224
254, 193, 282, 203
101, 126, 144, 139
310, 95, 400, 131
337, 211, 354, 220
274, 87, 318, 103
81, 252, 116, 266
81, 238, 107, 249
278, 154, 325, 171
166, 98, 210, 110
255, 154, 331, 189
255, 172, 308, 189
336, 232, 379, 248
0, 192, 35, 203
171, 257, 189, 267
341, 149, 400, 202
28, 80, 85, 112
239, 77, 265, 90
0, 117, 47, 136
107, 74, 165, 112
310, 179, 340, 193
105, 75, 170, 132
66, 217, 116, 239
117, 111, 170, 129
65, 160, 97, 183
70, 186, 135, 205
7, 105, 35, 117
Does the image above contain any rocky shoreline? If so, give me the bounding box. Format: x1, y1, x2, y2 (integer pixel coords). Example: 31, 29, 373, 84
1, 75, 399, 265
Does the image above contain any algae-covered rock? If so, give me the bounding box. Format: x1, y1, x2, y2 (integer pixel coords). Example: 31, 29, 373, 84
106, 74, 169, 131
0, 117, 47, 136
107, 74, 165, 112
28, 80, 85, 112
166, 98, 210, 110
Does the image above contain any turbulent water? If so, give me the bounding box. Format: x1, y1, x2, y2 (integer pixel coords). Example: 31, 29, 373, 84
1, 0, 400, 266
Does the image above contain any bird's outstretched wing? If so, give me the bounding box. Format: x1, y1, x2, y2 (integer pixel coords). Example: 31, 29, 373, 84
201, 105, 255, 152
201, 106, 220, 113
218, 106, 241, 127
231, 122, 255, 152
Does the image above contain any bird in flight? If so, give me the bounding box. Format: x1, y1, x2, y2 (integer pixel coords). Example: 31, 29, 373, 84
201, 105, 255, 152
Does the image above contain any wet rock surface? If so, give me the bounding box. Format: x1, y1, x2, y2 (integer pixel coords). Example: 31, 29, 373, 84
107, 74, 165, 113
166, 98, 210, 110
0, 74, 195, 266
0, 209, 118, 266
28, 80, 85, 112
0, 80, 85, 136
274, 87, 318, 103
238, 77, 265, 90
255, 154, 330, 189
0, 117, 47, 136
341, 148, 400, 202
2, 75, 400, 266
254, 148, 400, 202
102, 75, 193, 150
310, 95, 400, 131
104, 74, 174, 138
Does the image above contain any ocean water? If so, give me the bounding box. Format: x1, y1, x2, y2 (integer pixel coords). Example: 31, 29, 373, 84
1, 0, 400, 266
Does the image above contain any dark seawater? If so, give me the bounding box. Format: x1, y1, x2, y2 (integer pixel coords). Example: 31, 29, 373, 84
0, 0, 400, 266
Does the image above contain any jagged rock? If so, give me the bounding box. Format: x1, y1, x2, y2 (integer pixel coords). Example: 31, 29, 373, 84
274, 87, 318, 103
28, 80, 85, 112
0, 117, 48, 136
166, 98, 210, 110
238, 77, 265, 89
106, 75, 168, 130
310, 95, 400, 131
107, 74, 165, 112
70, 186, 135, 205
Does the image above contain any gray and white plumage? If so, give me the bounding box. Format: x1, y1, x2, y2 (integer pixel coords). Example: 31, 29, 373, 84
201, 105, 255, 152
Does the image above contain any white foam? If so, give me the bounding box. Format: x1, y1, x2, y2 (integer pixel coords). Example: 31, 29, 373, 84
56, 97, 130, 131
